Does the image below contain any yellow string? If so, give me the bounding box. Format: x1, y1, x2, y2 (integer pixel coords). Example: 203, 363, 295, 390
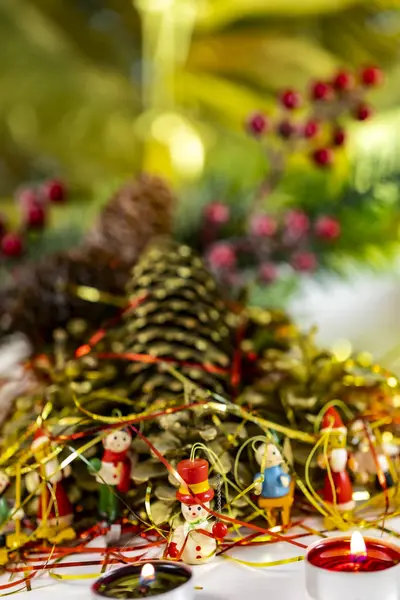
234, 436, 265, 489
303, 433, 331, 517
224, 554, 304, 567
145, 482, 168, 539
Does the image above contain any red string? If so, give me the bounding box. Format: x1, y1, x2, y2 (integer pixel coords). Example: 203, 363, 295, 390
75, 293, 148, 358
93, 352, 229, 376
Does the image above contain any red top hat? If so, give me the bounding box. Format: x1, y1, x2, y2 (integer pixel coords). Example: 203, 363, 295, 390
176, 458, 215, 505
321, 407, 346, 433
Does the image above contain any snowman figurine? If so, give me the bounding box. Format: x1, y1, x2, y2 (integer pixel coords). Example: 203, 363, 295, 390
167, 458, 227, 565
89, 428, 136, 523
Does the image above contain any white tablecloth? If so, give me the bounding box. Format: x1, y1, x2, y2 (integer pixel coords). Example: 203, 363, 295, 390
3, 517, 400, 599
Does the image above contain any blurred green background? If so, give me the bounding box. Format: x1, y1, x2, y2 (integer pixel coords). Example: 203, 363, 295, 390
1, 0, 400, 274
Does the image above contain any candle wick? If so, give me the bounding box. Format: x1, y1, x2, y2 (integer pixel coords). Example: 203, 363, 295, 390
352, 553, 367, 564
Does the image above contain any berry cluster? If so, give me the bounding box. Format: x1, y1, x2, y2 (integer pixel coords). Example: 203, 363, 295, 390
0, 179, 67, 258
198, 66, 383, 292
203, 203, 341, 285
246, 66, 382, 168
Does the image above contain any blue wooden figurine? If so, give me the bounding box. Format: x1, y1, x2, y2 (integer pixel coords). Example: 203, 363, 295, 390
254, 441, 294, 526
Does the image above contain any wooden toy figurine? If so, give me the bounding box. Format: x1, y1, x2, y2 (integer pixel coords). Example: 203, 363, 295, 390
318, 407, 355, 528
89, 428, 136, 523
167, 458, 228, 565
25, 428, 75, 541
351, 419, 395, 491
254, 441, 294, 527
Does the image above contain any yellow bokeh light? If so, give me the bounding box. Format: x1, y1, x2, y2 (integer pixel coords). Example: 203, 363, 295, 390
170, 128, 204, 179
387, 377, 398, 388
332, 339, 352, 362
151, 112, 205, 179
357, 352, 373, 367
151, 113, 186, 142
382, 431, 393, 444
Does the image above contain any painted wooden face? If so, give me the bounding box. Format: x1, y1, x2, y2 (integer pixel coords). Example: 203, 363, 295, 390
103, 430, 132, 453
326, 430, 347, 451
181, 501, 210, 523
255, 442, 284, 468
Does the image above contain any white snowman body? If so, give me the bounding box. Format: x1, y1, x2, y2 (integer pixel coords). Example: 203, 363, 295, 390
171, 501, 217, 565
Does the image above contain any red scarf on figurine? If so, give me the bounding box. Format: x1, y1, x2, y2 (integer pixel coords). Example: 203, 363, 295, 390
102, 449, 131, 493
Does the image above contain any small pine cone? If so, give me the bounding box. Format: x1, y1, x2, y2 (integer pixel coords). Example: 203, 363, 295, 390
85, 173, 175, 264
0, 247, 129, 349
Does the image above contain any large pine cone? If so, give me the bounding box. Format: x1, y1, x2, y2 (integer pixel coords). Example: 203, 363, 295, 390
117, 237, 237, 404
85, 173, 174, 264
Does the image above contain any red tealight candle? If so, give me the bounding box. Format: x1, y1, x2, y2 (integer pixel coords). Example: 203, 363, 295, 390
308, 531, 399, 573
305, 532, 400, 600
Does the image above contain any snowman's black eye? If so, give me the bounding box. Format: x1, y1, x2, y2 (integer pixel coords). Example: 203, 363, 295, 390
197, 506, 201, 511
114, 435, 118, 440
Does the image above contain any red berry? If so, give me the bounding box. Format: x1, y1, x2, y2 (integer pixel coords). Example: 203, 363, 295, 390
315, 216, 341, 240
1, 233, 23, 258
204, 202, 230, 225
311, 81, 333, 101
280, 89, 302, 110
207, 243, 236, 270
16, 187, 39, 209
277, 119, 296, 139
312, 147, 334, 167
333, 70, 355, 92
258, 263, 278, 283
332, 128, 346, 147
168, 542, 179, 558
354, 103, 373, 121
26, 203, 46, 229
212, 521, 228, 539
292, 251, 317, 272
303, 120, 319, 139
42, 179, 66, 203
285, 210, 310, 236
246, 112, 268, 136
361, 66, 383, 87
250, 213, 277, 237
